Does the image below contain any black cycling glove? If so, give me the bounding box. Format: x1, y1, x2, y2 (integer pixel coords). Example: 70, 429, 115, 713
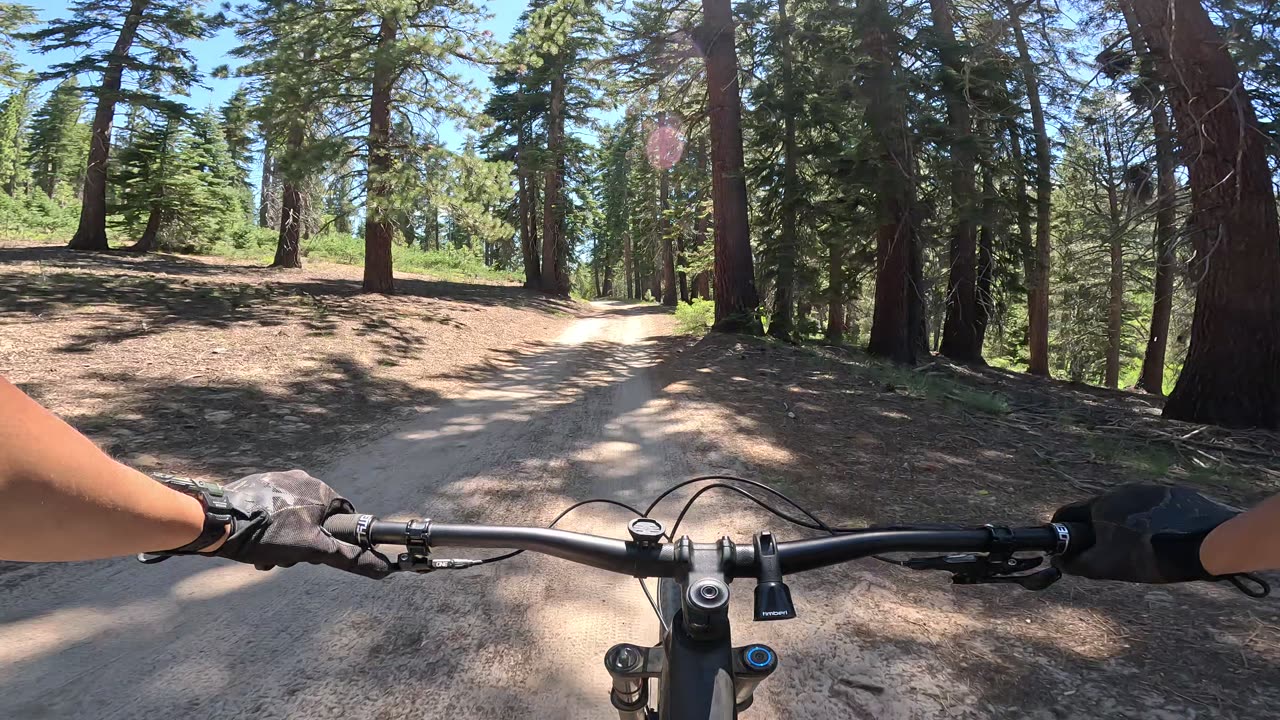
180, 470, 392, 579
1051, 483, 1236, 584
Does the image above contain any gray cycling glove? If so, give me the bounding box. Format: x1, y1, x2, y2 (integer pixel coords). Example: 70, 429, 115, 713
189, 470, 391, 579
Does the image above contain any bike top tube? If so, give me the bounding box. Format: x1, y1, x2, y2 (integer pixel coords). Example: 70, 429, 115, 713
324, 516, 1089, 578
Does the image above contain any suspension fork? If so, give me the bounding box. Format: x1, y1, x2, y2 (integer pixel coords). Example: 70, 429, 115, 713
605, 537, 778, 719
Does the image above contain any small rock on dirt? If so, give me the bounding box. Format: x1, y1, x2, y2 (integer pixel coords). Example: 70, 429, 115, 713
130, 453, 161, 468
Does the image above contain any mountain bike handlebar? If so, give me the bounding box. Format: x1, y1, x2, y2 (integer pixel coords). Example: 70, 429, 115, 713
323, 514, 1092, 578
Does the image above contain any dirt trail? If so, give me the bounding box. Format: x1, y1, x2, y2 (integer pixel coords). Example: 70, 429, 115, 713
4, 301, 1278, 719
1, 302, 711, 719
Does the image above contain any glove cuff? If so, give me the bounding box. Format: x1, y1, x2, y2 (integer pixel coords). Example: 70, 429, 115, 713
153, 474, 236, 554
1151, 531, 1214, 582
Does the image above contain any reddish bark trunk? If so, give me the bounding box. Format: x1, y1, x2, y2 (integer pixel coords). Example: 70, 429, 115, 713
1126, 0, 1280, 428
768, 0, 799, 339
541, 70, 570, 296
861, 0, 924, 363
273, 183, 303, 268
701, 0, 761, 332
68, 0, 149, 251
518, 168, 540, 290
660, 168, 677, 306
362, 14, 398, 294
1102, 123, 1124, 389
933, 0, 982, 363
1009, 2, 1052, 377
128, 204, 162, 253
826, 241, 847, 344
1122, 6, 1178, 396
975, 165, 996, 348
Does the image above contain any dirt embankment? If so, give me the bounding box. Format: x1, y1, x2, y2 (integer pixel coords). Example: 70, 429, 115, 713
0, 242, 582, 478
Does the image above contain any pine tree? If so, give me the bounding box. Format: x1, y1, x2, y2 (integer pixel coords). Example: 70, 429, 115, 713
219, 87, 255, 191
28, 78, 86, 199
0, 4, 33, 88
702, 0, 761, 331
22, 0, 218, 251
1007, 0, 1053, 376
1124, 0, 1280, 428
0, 85, 31, 196
112, 112, 190, 251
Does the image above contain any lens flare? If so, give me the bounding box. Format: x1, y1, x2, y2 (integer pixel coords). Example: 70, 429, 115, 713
646, 119, 686, 171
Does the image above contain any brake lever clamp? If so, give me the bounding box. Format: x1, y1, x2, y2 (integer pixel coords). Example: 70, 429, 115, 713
394, 552, 483, 573
901, 553, 1042, 575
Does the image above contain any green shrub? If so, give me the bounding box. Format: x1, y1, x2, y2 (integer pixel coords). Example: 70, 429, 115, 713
675, 298, 715, 335
0, 191, 78, 241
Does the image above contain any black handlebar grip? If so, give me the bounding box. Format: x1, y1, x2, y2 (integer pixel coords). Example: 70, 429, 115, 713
323, 514, 367, 545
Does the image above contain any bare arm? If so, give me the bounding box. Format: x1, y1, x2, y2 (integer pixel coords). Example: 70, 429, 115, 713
1201, 494, 1280, 576
0, 378, 221, 561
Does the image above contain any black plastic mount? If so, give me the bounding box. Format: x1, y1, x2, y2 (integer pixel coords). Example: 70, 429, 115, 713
752, 532, 796, 621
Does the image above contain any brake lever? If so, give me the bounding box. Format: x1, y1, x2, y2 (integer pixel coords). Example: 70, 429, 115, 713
952, 567, 1063, 591
900, 553, 1061, 591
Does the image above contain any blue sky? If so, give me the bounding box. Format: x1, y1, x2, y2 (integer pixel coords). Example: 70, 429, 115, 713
14, 0, 523, 151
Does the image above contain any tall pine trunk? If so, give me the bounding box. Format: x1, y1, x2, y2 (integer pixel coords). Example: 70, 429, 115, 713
933, 0, 982, 362
541, 70, 570, 296
272, 122, 305, 269
1102, 122, 1124, 389
676, 209, 690, 304
258, 142, 275, 228
274, 183, 303, 268
362, 14, 398, 294
1139, 101, 1178, 395
1121, 5, 1178, 396
68, 0, 148, 251
1007, 121, 1035, 351
129, 204, 162, 253
701, 0, 761, 332
660, 168, 677, 306
826, 241, 846, 344
861, 0, 924, 363
1124, 0, 1280, 428
768, 0, 799, 339
517, 132, 541, 290
975, 162, 996, 347
1009, 2, 1052, 376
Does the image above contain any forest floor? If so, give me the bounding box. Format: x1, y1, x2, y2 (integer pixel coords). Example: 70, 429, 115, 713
656, 334, 1280, 718
0, 240, 583, 477
3, 240, 1280, 719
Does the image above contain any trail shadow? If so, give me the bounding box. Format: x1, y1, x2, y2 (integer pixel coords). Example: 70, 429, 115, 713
653, 334, 1280, 719
0, 245, 578, 354
0, 304, 687, 720
0, 243, 232, 277
6, 319, 1277, 719
55, 354, 442, 478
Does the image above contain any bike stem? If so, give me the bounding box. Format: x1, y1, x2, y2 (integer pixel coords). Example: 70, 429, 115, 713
604, 534, 780, 719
